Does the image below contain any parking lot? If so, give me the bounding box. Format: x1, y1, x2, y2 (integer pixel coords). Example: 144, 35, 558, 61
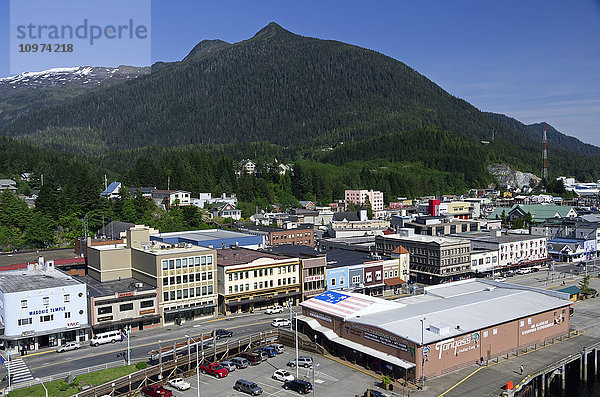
168, 348, 382, 397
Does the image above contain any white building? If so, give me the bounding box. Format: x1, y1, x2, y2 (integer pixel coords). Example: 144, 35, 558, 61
470, 248, 499, 274
194, 193, 238, 209
465, 232, 547, 268
0, 261, 89, 351
345, 189, 385, 213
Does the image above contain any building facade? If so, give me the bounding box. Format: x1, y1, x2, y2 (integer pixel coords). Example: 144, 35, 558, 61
216, 248, 301, 314
0, 262, 89, 351
344, 189, 385, 212
376, 234, 471, 284
238, 224, 315, 247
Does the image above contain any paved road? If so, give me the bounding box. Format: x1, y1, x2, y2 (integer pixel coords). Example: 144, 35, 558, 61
5, 310, 288, 383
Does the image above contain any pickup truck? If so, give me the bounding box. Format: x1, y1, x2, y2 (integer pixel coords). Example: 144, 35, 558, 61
200, 362, 229, 378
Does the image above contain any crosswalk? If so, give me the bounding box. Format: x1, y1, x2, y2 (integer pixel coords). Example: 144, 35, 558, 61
8, 355, 34, 385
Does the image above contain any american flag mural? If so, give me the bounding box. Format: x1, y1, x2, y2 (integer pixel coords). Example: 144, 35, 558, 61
302, 291, 374, 318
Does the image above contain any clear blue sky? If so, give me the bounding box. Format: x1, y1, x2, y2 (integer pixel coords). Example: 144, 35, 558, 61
1, 0, 599, 146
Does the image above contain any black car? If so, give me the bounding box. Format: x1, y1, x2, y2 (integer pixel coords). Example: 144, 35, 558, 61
213, 329, 233, 339
363, 390, 388, 397
283, 379, 312, 394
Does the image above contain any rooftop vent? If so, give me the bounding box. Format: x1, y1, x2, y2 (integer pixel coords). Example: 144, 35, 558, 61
135, 282, 143, 288
429, 322, 450, 335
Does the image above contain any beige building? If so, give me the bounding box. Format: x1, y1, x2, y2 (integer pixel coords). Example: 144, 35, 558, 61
87, 225, 218, 325
216, 248, 301, 314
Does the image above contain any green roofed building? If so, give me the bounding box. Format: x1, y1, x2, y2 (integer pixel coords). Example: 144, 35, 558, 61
489, 204, 577, 224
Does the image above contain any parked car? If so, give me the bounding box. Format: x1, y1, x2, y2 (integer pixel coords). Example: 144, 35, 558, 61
231, 357, 250, 369
233, 379, 263, 396
219, 361, 237, 372
267, 343, 285, 354
200, 362, 229, 378
363, 390, 388, 397
90, 330, 121, 346
168, 378, 191, 391
494, 277, 507, 282
141, 384, 173, 397
272, 369, 294, 382
56, 342, 81, 353
287, 356, 313, 368
255, 346, 278, 358
516, 268, 532, 275
283, 379, 313, 394
271, 318, 291, 327
265, 305, 284, 314
213, 329, 234, 340
237, 351, 262, 365
253, 349, 269, 361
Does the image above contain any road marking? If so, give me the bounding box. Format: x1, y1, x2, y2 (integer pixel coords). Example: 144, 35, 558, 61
29, 319, 273, 371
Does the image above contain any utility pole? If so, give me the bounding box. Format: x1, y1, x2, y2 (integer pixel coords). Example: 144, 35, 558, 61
420, 317, 426, 389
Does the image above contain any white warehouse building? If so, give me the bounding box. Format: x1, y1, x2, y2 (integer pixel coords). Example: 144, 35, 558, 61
0, 261, 89, 351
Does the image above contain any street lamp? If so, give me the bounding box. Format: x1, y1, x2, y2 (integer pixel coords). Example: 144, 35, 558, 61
313, 335, 318, 397
126, 326, 131, 365
186, 334, 201, 397
420, 317, 426, 389
35, 378, 48, 397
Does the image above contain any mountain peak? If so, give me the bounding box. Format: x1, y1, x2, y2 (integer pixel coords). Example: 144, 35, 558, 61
184, 39, 230, 61
251, 22, 295, 41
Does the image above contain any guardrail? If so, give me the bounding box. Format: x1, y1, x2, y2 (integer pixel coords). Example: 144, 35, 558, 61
10, 361, 123, 390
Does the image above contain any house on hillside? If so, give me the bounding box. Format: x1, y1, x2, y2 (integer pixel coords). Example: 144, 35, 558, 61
151, 190, 191, 209
211, 203, 242, 220
100, 181, 121, 200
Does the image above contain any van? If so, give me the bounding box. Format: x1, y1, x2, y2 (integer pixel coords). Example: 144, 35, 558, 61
234, 379, 263, 395
238, 352, 262, 365
90, 330, 121, 347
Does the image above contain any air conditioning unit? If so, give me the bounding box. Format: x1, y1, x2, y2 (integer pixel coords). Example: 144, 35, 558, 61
135, 282, 143, 288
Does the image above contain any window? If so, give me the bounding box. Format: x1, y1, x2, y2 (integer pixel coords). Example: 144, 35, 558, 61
189, 288, 195, 297
339, 276, 345, 284
177, 290, 182, 299
208, 272, 213, 280
245, 284, 249, 291
196, 273, 201, 282
169, 259, 175, 269
170, 291, 175, 300
170, 276, 175, 285
18, 318, 32, 326
207, 285, 213, 295
234, 285, 238, 293
483, 331, 488, 338
63, 294, 70, 303
254, 282, 258, 289
493, 328, 498, 335
270, 280, 274, 287
182, 258, 187, 268
183, 275, 188, 283
206, 256, 213, 266
40, 314, 54, 323
98, 306, 112, 315
120, 303, 134, 311
228, 286, 232, 294
162, 260, 168, 270
65, 312, 71, 319
203, 286, 207, 296
183, 289, 189, 298
163, 278, 168, 286
176, 276, 181, 284
352, 275, 360, 284
259, 282, 264, 289
164, 292, 169, 302
141, 300, 154, 308
20, 300, 27, 309
201, 256, 207, 265
43, 297, 49, 306
176, 259, 181, 268
194, 257, 200, 266
196, 287, 201, 296
365, 273, 373, 282
228, 274, 233, 281
331, 278, 336, 286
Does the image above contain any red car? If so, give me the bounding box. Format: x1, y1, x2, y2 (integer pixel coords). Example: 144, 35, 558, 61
141, 384, 173, 397
200, 362, 229, 378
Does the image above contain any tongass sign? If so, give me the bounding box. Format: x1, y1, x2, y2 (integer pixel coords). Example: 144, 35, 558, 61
434, 332, 479, 360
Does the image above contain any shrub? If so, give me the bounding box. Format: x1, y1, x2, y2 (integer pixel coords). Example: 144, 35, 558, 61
135, 362, 148, 370
58, 381, 70, 391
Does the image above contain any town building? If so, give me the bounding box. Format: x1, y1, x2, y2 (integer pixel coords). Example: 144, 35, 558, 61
488, 204, 578, 224
375, 233, 471, 284
0, 260, 89, 351
298, 279, 571, 383
265, 245, 327, 300
0, 179, 17, 194
459, 231, 548, 269
403, 216, 480, 236
470, 248, 500, 275
211, 203, 242, 220
129, 187, 156, 198
329, 209, 390, 238
151, 229, 263, 250
193, 193, 238, 209
86, 225, 218, 325
237, 224, 315, 247
80, 276, 160, 334
344, 189, 385, 215
318, 236, 375, 253
216, 248, 301, 313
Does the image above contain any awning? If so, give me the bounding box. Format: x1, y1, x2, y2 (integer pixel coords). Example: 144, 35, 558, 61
384, 277, 406, 287
92, 315, 161, 330
330, 335, 415, 370
298, 315, 415, 370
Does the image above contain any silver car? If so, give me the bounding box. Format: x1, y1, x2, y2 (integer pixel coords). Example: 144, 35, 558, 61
56, 342, 81, 353
219, 361, 237, 372
231, 357, 249, 369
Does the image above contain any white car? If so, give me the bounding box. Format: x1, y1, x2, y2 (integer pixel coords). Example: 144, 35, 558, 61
271, 318, 291, 327
168, 378, 191, 391
266, 305, 284, 314
56, 342, 81, 353
494, 277, 507, 282
272, 369, 294, 382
